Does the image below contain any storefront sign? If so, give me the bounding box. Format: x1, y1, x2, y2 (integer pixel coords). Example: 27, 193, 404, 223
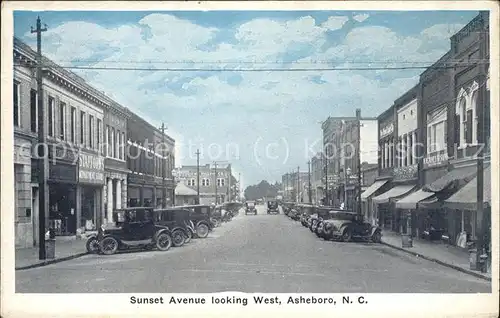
79, 153, 105, 184
379, 123, 394, 139
49, 163, 77, 183
423, 152, 449, 169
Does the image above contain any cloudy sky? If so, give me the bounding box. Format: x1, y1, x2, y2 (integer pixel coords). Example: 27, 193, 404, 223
14, 10, 478, 187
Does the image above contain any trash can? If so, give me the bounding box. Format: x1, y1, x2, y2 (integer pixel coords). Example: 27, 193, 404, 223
479, 253, 488, 273
401, 234, 413, 248
468, 248, 477, 271
45, 239, 56, 259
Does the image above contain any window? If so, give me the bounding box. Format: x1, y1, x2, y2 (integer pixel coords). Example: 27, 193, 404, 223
88, 115, 94, 148
121, 132, 125, 160
97, 119, 102, 152
14, 82, 20, 126
47, 97, 54, 136
470, 90, 478, 144
59, 102, 66, 140
30, 89, 37, 132
202, 178, 210, 187
115, 130, 120, 159
106, 125, 111, 157
70, 107, 76, 142
187, 179, 195, 186
217, 178, 225, 187
111, 128, 116, 158
466, 109, 473, 144
80, 111, 85, 145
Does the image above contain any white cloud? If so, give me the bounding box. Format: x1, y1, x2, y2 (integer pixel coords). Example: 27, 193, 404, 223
21, 13, 471, 181
353, 14, 370, 23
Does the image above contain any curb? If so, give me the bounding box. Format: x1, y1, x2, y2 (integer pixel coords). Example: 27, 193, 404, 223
15, 252, 89, 271
381, 241, 491, 282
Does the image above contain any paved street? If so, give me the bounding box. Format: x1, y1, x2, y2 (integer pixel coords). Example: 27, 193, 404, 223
16, 205, 490, 293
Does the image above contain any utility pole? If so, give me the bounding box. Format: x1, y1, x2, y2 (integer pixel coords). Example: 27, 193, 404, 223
284, 173, 288, 201
214, 162, 218, 205
32, 17, 48, 260
159, 123, 167, 208
196, 149, 200, 204
307, 161, 312, 204
238, 172, 241, 201
228, 166, 232, 202
297, 166, 300, 203
356, 109, 362, 216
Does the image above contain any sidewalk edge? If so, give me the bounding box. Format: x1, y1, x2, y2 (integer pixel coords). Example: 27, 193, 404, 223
15, 252, 88, 271
380, 241, 491, 282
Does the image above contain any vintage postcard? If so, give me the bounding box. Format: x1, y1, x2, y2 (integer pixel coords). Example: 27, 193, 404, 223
1, 1, 498, 317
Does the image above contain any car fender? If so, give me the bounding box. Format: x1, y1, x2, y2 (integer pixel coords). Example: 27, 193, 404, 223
154, 228, 172, 241
196, 220, 211, 228
339, 224, 350, 234
171, 226, 188, 235
370, 226, 382, 236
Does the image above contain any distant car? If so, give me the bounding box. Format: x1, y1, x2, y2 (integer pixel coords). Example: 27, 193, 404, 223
267, 200, 279, 214
181, 205, 214, 238
97, 207, 173, 255
322, 211, 382, 243
245, 201, 257, 215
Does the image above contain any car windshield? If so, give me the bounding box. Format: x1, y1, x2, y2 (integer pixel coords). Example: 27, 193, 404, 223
247, 202, 255, 207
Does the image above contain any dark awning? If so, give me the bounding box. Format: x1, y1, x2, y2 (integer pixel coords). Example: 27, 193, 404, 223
445, 166, 491, 210
395, 189, 435, 209
422, 165, 477, 193
372, 185, 415, 204
361, 180, 388, 202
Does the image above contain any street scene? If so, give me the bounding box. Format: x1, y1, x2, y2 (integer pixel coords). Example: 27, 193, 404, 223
16, 206, 489, 293
7, 8, 494, 296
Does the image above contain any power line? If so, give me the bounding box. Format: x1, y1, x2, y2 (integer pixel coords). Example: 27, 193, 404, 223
12, 63, 489, 72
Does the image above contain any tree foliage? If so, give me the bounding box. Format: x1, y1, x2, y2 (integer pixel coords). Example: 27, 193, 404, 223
244, 180, 281, 200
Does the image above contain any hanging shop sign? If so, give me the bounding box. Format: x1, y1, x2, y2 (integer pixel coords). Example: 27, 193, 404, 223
379, 122, 394, 139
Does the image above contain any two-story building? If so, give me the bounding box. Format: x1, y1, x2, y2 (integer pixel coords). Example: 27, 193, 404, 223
372, 86, 420, 232
174, 163, 235, 205
311, 152, 324, 205
126, 112, 176, 208
14, 38, 109, 243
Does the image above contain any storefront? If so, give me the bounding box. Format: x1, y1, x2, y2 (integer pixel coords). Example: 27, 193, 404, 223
372, 184, 415, 232
361, 179, 389, 225
47, 146, 78, 236
77, 152, 105, 231
175, 183, 198, 206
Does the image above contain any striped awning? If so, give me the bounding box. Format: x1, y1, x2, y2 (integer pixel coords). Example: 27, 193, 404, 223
395, 189, 435, 209
372, 185, 415, 204
361, 180, 388, 201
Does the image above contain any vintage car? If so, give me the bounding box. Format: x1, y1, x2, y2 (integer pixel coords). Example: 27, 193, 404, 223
298, 204, 315, 227
245, 201, 258, 215
154, 208, 196, 247
267, 200, 279, 214
309, 206, 332, 233
96, 207, 173, 255
282, 202, 294, 216
181, 205, 214, 238
289, 205, 301, 221
321, 211, 382, 243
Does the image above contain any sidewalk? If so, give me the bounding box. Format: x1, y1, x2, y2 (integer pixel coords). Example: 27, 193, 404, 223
16, 236, 89, 270
381, 231, 491, 281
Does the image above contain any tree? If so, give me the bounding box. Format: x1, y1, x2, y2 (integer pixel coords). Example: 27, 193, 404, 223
244, 180, 280, 200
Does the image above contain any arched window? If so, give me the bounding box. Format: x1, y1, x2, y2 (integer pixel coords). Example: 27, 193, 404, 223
455, 87, 467, 147
470, 89, 478, 144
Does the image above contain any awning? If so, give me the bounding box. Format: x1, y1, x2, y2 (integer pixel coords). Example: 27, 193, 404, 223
372, 185, 415, 204
422, 165, 477, 193
445, 166, 491, 210
361, 180, 388, 201
395, 189, 435, 209
175, 183, 198, 196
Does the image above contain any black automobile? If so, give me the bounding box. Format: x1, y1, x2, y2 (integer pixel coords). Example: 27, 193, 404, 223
297, 204, 315, 226
267, 200, 279, 214
97, 207, 173, 255
322, 211, 382, 243
155, 208, 196, 247
181, 205, 213, 238
245, 201, 257, 215
309, 207, 330, 233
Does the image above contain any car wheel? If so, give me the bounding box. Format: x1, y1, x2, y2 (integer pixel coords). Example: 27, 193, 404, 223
172, 229, 186, 247
100, 236, 118, 255
341, 229, 352, 242
196, 223, 210, 238
372, 231, 382, 243
86, 237, 100, 254
156, 232, 172, 251
185, 228, 193, 243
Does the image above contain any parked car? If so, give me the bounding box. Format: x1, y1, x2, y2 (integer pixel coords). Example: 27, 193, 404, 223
322, 211, 382, 243
309, 207, 331, 233
181, 205, 214, 238
97, 207, 173, 255
297, 204, 315, 227
245, 201, 257, 215
267, 200, 279, 214
282, 202, 294, 216
155, 208, 195, 247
